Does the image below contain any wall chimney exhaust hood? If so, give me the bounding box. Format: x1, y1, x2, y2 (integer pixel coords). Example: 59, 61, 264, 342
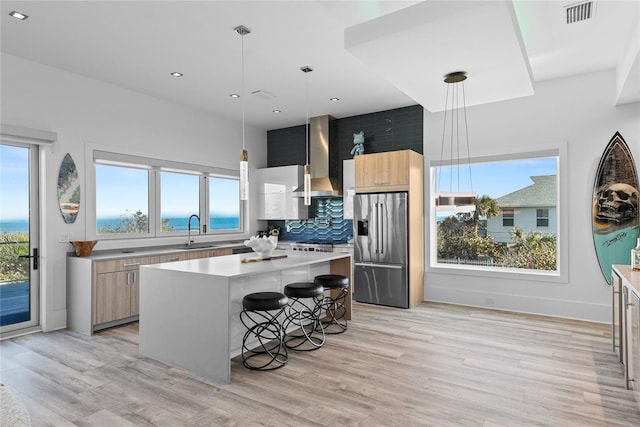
292, 115, 342, 198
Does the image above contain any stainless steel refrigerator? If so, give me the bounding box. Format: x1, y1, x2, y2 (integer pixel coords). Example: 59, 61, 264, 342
353, 192, 409, 308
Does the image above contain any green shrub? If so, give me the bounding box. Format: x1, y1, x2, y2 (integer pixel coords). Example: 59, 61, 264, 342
0, 232, 29, 283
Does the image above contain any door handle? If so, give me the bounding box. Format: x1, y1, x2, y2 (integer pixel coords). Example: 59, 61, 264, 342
379, 203, 384, 254
374, 203, 380, 254
18, 248, 39, 270
355, 262, 403, 269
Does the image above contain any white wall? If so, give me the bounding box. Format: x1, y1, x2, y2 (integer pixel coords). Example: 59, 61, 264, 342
1, 53, 268, 332
424, 70, 640, 323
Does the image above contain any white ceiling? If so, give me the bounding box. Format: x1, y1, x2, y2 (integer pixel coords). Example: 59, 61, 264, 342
1, 1, 638, 130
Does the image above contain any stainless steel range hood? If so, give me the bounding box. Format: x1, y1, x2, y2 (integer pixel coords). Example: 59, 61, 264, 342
292, 115, 342, 198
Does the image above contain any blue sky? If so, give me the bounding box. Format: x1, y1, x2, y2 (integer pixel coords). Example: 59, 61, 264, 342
435, 157, 557, 199
2, 146, 555, 221
1, 145, 29, 220
96, 165, 240, 218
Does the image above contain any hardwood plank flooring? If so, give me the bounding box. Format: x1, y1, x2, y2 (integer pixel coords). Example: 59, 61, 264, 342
1, 302, 639, 426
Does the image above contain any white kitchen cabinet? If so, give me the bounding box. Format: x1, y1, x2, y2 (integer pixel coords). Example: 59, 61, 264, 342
343, 159, 355, 220
625, 286, 640, 391
257, 165, 308, 220
611, 264, 640, 392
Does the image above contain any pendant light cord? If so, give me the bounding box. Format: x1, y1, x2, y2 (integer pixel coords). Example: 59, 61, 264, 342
305, 69, 309, 166
437, 74, 474, 195
461, 80, 473, 193
241, 33, 246, 151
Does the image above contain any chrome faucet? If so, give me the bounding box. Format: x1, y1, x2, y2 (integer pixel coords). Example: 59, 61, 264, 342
187, 214, 200, 246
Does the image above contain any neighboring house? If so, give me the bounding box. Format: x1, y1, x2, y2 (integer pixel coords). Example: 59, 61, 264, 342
486, 175, 557, 243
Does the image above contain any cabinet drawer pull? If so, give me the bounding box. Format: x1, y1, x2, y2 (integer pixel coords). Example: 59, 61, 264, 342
123, 262, 141, 267
626, 303, 635, 308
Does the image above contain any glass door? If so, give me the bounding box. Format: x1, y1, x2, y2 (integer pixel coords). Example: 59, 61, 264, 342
0, 142, 39, 335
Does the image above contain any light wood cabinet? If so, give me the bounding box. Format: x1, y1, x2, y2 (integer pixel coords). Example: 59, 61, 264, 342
68, 248, 234, 335
93, 256, 157, 325
355, 150, 415, 192
353, 149, 424, 308
95, 271, 131, 324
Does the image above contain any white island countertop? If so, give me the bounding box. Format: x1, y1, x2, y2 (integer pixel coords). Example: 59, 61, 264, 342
139, 250, 351, 384
144, 249, 347, 278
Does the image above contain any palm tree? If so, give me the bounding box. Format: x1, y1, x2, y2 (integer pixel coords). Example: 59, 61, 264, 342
472, 195, 499, 237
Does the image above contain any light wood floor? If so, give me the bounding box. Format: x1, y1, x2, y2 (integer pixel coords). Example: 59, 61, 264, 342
1, 302, 639, 426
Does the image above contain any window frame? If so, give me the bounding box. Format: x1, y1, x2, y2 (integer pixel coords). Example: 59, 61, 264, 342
502, 209, 515, 227
428, 142, 568, 284
536, 208, 550, 228
87, 145, 244, 242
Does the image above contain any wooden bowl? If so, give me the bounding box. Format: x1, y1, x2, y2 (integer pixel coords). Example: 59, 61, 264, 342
70, 240, 97, 257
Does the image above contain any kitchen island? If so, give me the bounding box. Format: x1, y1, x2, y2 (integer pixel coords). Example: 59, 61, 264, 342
138, 250, 351, 384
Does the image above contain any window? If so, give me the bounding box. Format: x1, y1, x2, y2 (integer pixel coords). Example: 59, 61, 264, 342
432, 150, 560, 275
96, 164, 149, 235
502, 209, 514, 227
209, 176, 240, 231
537, 209, 549, 227
160, 171, 199, 233
92, 150, 242, 239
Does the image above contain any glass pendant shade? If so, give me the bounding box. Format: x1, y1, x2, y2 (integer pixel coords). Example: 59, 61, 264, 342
303, 163, 311, 206
240, 149, 249, 201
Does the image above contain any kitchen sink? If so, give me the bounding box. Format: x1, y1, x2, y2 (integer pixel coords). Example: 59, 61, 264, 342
178, 244, 220, 250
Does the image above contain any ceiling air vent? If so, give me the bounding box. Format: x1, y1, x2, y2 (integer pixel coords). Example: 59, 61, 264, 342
251, 90, 275, 100
564, 1, 596, 24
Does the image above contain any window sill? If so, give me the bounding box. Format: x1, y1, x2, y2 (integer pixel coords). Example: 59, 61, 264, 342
428, 263, 567, 284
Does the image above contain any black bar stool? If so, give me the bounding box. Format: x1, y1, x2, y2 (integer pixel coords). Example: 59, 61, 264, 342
314, 274, 349, 334
239, 291, 288, 371
283, 282, 325, 351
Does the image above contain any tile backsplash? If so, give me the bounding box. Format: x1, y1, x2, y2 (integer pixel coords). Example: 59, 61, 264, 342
269, 197, 353, 243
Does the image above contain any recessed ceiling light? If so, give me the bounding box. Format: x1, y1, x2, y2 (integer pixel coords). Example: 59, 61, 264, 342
170, 72, 183, 77
9, 11, 28, 20
272, 110, 282, 114
230, 93, 240, 98
329, 97, 340, 102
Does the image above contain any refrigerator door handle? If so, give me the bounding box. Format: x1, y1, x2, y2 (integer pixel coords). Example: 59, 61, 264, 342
379, 203, 384, 254
354, 262, 403, 269
374, 202, 380, 254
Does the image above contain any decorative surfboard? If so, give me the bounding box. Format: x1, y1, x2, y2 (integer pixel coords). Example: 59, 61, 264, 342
57, 153, 80, 224
592, 132, 639, 284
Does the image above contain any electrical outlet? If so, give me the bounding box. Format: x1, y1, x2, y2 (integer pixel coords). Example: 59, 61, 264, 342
485, 298, 496, 305
59, 233, 72, 242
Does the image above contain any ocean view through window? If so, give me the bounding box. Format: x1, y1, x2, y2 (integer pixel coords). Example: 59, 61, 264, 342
92, 150, 242, 239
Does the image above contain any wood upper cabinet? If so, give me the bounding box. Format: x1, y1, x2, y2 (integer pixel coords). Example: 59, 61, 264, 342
355, 150, 420, 192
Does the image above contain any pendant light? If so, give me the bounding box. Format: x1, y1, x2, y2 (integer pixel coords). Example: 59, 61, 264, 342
436, 71, 476, 214
301, 66, 312, 206
235, 25, 250, 201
